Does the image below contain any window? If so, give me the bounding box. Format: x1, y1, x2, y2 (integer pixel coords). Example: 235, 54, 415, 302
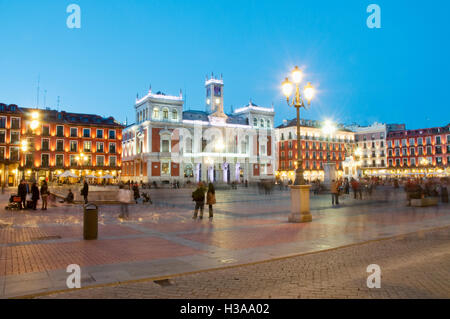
161, 162, 170, 175
70, 141, 78, 152
25, 153, 33, 166
10, 131, 20, 144
288, 151, 292, 159
395, 140, 400, 147
410, 148, 415, 156
0, 117, 5, 129
426, 146, 432, 155
0, 131, 5, 143
409, 138, 415, 146
10, 147, 19, 161
70, 127, 78, 137
109, 130, 116, 139
426, 136, 431, 145
163, 108, 169, 120
110, 156, 117, 167
266, 120, 270, 128
162, 140, 170, 152
56, 140, 64, 152
403, 158, 408, 166
436, 157, 442, 165
11, 118, 20, 129
83, 128, 91, 138
109, 142, 116, 154
96, 155, 105, 166
418, 138, 423, 145
41, 154, 49, 167
395, 159, 400, 166
253, 118, 258, 127
435, 146, 442, 154
260, 119, 264, 128
395, 149, 400, 156
172, 110, 178, 120
418, 147, 423, 155
288, 141, 293, 149
56, 154, 64, 167
0, 147, 4, 160
96, 129, 103, 139
388, 159, 393, 167
281, 133, 284, 141
411, 158, 416, 166
70, 155, 77, 166
42, 138, 50, 151
84, 155, 92, 166
402, 139, 407, 146
84, 141, 91, 152
97, 142, 104, 153
388, 149, 393, 157
402, 148, 407, 156
153, 108, 159, 119
42, 125, 50, 136
436, 136, 441, 145
387, 140, 392, 148
56, 125, 64, 137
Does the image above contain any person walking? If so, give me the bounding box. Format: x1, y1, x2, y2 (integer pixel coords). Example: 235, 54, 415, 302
118, 187, 132, 219
81, 181, 89, 204
206, 183, 216, 219
132, 183, 140, 203
192, 182, 206, 219
31, 182, 40, 210
18, 180, 28, 210
330, 179, 340, 206
441, 179, 448, 203
40, 180, 49, 210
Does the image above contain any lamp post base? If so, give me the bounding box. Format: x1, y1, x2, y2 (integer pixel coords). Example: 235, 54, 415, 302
288, 185, 312, 223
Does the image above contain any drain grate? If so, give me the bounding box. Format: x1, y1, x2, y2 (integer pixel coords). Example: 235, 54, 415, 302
154, 279, 173, 287
31, 235, 62, 242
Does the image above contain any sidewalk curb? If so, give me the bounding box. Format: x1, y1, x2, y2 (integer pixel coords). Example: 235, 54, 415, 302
12, 224, 450, 299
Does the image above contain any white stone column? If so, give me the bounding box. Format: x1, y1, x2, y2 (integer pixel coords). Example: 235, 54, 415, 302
289, 185, 312, 223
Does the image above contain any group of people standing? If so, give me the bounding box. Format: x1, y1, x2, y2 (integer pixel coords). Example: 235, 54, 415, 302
17, 180, 50, 210
192, 182, 216, 219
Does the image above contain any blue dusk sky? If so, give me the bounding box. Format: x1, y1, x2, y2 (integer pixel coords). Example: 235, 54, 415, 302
0, 0, 449, 129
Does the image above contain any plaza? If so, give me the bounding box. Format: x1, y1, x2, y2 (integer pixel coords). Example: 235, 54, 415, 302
0, 185, 448, 298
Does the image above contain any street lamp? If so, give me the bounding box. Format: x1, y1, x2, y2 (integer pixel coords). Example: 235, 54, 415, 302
282, 66, 315, 223
282, 66, 315, 185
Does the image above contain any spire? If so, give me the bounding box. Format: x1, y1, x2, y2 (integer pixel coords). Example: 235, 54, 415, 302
179, 89, 183, 98
149, 84, 152, 93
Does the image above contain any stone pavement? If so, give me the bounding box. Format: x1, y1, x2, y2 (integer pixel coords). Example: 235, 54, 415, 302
37, 226, 450, 299
0, 186, 449, 298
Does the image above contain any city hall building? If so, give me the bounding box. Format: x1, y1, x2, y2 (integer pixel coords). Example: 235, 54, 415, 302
122, 75, 276, 184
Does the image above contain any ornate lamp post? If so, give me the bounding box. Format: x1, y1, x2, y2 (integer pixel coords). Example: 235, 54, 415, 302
281, 66, 315, 223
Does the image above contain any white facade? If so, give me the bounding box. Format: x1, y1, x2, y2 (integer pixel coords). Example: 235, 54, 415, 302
122, 75, 276, 184
351, 122, 387, 169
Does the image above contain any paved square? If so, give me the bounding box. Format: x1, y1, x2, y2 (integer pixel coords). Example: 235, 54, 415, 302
0, 185, 449, 298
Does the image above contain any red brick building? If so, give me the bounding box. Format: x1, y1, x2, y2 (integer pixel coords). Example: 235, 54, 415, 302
275, 119, 355, 182
19, 108, 123, 182
386, 124, 450, 172
0, 103, 23, 186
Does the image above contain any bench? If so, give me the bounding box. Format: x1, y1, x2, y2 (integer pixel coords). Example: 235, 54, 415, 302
410, 197, 439, 207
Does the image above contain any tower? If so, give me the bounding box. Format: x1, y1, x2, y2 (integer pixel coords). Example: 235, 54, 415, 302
205, 73, 226, 118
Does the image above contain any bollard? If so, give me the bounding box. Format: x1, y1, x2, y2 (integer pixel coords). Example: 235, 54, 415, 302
83, 203, 98, 240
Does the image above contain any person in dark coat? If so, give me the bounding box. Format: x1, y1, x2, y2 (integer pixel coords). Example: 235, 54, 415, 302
441, 179, 448, 203
192, 182, 206, 219
40, 180, 49, 210
18, 180, 28, 209
31, 182, 40, 210
81, 181, 89, 204
132, 183, 140, 203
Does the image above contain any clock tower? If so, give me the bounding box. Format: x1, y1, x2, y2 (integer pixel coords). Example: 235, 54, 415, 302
205, 73, 227, 118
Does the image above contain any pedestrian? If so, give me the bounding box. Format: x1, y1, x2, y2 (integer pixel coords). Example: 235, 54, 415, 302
206, 183, 216, 219
31, 182, 40, 210
40, 180, 49, 210
132, 183, 140, 203
81, 181, 89, 204
441, 179, 448, 203
330, 179, 339, 206
118, 188, 131, 219
192, 182, 206, 219
18, 180, 28, 210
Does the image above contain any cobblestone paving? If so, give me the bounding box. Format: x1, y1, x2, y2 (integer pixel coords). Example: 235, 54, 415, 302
39, 227, 450, 299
